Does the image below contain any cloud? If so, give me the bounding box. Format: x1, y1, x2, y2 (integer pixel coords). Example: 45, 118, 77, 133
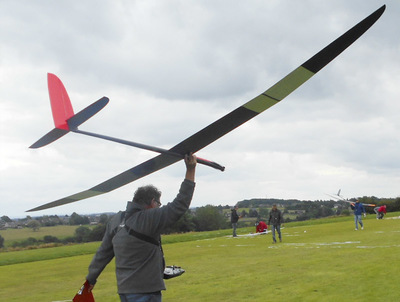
1, 1, 399, 218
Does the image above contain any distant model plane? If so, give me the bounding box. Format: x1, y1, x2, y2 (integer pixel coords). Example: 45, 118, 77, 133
27, 5, 385, 212
326, 189, 376, 207
326, 189, 346, 201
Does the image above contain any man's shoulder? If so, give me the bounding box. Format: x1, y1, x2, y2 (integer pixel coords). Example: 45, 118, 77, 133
108, 211, 125, 226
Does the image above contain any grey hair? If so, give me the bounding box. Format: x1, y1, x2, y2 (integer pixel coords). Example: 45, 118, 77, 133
133, 185, 162, 206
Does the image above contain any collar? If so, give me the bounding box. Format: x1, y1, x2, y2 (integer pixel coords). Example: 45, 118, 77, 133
126, 201, 146, 213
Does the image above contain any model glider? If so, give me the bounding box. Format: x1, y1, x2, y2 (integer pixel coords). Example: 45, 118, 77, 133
29, 74, 225, 171
326, 189, 346, 201
28, 5, 385, 212
327, 189, 376, 207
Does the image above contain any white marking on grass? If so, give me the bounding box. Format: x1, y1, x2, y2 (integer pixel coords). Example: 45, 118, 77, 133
357, 246, 389, 249
285, 243, 306, 246
313, 241, 360, 246
357, 245, 400, 249
271, 241, 361, 249
196, 238, 217, 241
235, 244, 256, 247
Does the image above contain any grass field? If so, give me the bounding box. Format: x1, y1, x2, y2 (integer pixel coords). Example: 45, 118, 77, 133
0, 214, 399, 301
0, 225, 81, 247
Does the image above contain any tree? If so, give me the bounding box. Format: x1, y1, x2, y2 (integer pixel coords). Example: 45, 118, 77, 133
75, 226, 91, 242
88, 224, 106, 241
341, 209, 351, 216
43, 235, 59, 243
1, 215, 12, 223
69, 212, 90, 225
27, 220, 41, 232
23, 237, 38, 247
258, 208, 269, 219
99, 214, 109, 224
163, 211, 195, 234
249, 209, 259, 218
193, 205, 227, 231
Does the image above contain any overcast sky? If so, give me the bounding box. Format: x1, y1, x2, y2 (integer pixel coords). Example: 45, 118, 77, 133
1, 1, 399, 218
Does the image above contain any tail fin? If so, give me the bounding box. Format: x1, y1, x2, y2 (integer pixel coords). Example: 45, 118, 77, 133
30, 73, 109, 148
48, 73, 74, 130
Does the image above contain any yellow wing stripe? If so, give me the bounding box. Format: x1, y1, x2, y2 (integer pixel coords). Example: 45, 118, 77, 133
244, 66, 314, 113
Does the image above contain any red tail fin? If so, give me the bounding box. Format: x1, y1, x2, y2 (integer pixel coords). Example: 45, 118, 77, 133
30, 74, 109, 149
48, 73, 74, 130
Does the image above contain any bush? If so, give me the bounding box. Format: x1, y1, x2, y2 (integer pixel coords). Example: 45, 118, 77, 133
88, 224, 106, 241
193, 205, 227, 231
75, 226, 92, 243
61, 236, 76, 244
43, 235, 59, 243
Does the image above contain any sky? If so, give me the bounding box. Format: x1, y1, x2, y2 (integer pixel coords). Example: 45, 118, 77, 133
1, 1, 399, 218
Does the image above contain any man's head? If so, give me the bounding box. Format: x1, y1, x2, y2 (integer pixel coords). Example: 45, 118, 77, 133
272, 204, 277, 210
133, 185, 162, 207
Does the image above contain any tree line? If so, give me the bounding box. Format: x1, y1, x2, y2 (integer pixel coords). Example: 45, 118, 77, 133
1, 196, 399, 249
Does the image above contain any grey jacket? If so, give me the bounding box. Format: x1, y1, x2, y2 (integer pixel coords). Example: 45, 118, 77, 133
86, 179, 195, 294
268, 209, 283, 226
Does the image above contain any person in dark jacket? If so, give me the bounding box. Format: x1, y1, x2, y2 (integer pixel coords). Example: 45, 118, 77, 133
351, 199, 366, 230
231, 206, 241, 237
268, 204, 283, 243
85, 153, 197, 302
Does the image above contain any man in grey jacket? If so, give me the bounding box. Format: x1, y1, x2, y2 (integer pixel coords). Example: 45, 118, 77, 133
268, 204, 284, 243
85, 153, 197, 302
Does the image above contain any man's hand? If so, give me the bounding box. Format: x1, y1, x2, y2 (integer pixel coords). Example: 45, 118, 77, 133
87, 281, 95, 292
184, 153, 197, 182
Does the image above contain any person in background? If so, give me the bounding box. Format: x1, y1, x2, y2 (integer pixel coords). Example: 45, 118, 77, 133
231, 206, 241, 237
351, 199, 366, 230
268, 204, 284, 243
374, 205, 387, 219
256, 220, 268, 233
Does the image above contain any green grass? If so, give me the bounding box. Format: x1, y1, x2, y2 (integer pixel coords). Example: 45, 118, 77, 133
0, 230, 234, 266
0, 214, 399, 301
0, 225, 82, 247
0, 242, 100, 266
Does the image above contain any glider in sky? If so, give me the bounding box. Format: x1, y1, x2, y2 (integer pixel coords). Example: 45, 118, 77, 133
327, 189, 376, 207
28, 5, 385, 212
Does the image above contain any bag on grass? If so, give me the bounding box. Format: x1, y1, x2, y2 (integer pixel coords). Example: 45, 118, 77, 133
73, 280, 95, 302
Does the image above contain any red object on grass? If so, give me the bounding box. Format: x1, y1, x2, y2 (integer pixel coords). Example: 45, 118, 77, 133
73, 280, 95, 302
256, 221, 268, 233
